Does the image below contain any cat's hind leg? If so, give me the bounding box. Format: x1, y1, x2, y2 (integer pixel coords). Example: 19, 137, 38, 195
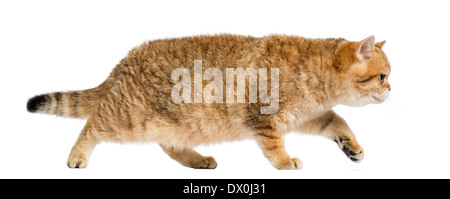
255, 129, 302, 170
67, 119, 100, 168
159, 144, 217, 169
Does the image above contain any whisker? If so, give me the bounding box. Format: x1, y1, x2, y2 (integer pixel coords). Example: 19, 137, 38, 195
389, 93, 404, 112
382, 92, 402, 120
386, 98, 396, 119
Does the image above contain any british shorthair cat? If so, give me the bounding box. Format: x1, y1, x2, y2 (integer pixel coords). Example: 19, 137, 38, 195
27, 34, 390, 169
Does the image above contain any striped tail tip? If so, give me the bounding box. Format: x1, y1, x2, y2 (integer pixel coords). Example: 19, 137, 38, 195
27, 94, 49, 113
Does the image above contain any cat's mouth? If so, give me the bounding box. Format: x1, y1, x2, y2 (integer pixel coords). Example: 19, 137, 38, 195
372, 91, 390, 103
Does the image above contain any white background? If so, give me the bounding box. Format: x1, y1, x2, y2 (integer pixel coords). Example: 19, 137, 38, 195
1, 0, 449, 179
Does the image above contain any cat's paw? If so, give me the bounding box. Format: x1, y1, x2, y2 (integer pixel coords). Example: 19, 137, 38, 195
274, 158, 303, 170
67, 153, 88, 168
335, 137, 364, 163
192, 156, 217, 169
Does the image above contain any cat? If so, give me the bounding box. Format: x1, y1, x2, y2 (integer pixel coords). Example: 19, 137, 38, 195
27, 34, 391, 169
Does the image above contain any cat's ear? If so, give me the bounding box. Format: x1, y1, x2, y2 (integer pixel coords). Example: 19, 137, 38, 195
375, 40, 386, 48
357, 35, 375, 61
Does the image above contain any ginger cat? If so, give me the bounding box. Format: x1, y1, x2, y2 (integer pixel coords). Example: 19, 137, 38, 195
27, 34, 391, 169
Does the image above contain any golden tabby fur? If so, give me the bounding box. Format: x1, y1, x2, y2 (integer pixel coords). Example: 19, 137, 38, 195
27, 34, 390, 169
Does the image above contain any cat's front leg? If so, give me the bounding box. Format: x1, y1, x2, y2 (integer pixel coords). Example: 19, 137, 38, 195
299, 110, 364, 163
255, 129, 302, 170
333, 136, 364, 163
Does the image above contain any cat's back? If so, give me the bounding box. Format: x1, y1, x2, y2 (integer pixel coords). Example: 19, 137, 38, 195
126, 34, 257, 65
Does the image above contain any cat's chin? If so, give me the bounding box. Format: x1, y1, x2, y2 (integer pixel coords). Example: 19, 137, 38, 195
371, 96, 384, 104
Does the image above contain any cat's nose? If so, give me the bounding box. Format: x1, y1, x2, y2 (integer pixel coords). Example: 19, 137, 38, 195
387, 83, 391, 91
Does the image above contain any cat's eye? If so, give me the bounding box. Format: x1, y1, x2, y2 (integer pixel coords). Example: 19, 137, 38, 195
380, 74, 386, 84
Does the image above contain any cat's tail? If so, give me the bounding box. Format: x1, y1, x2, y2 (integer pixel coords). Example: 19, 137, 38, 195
26, 87, 103, 119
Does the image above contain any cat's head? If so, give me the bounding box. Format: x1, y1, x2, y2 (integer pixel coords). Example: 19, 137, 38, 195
335, 36, 391, 106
